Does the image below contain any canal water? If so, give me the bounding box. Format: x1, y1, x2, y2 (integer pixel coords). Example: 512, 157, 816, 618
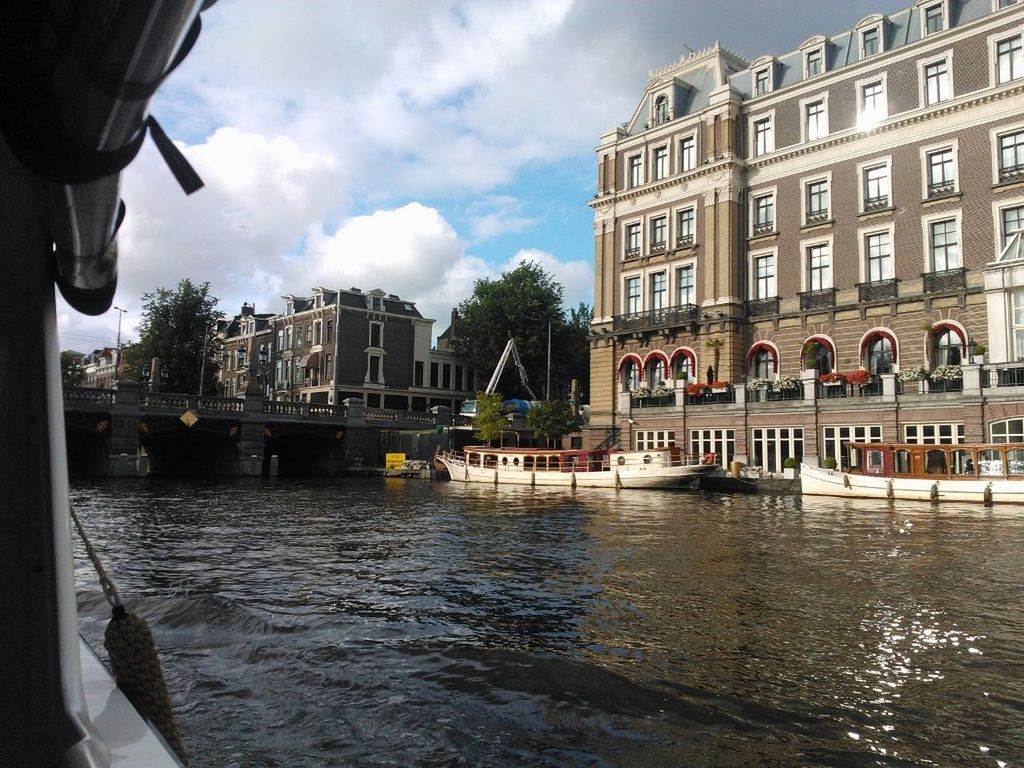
70, 478, 1023, 767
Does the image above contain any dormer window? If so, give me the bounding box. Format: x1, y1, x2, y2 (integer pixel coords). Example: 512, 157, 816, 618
806, 48, 823, 77
862, 27, 880, 57
800, 36, 829, 79
754, 68, 770, 95
654, 95, 670, 126
924, 3, 944, 34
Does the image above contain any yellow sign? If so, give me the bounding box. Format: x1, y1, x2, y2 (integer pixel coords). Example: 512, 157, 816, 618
385, 452, 406, 469
180, 409, 199, 427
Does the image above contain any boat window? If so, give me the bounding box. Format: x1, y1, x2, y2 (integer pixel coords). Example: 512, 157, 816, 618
523, 456, 533, 470
894, 449, 911, 474
501, 457, 508, 466
643, 454, 653, 464
513, 457, 519, 466
617, 455, 626, 466
1008, 448, 1024, 475
925, 449, 948, 475
951, 449, 974, 475
979, 449, 1004, 476
866, 449, 885, 474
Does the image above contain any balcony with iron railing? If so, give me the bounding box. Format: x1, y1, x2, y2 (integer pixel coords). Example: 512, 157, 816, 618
863, 195, 890, 212
927, 180, 955, 198
624, 247, 640, 260
612, 304, 698, 334
747, 297, 780, 318
805, 209, 830, 225
752, 221, 775, 236
999, 163, 1024, 183
676, 234, 694, 248
857, 278, 898, 303
922, 267, 965, 293
798, 288, 837, 311
649, 241, 666, 256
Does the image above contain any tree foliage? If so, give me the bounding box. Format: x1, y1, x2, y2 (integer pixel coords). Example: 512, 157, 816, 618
472, 392, 507, 446
453, 261, 591, 402
60, 351, 84, 387
121, 279, 222, 394
525, 400, 583, 447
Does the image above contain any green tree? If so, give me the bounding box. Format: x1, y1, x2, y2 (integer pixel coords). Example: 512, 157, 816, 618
525, 400, 583, 447
473, 392, 507, 446
453, 261, 590, 402
122, 279, 221, 394
60, 351, 84, 387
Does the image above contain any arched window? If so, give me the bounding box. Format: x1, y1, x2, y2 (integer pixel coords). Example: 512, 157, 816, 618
647, 357, 666, 387
932, 326, 964, 366
619, 357, 640, 392
748, 344, 777, 378
672, 350, 695, 381
803, 337, 834, 374
865, 334, 895, 374
654, 95, 669, 125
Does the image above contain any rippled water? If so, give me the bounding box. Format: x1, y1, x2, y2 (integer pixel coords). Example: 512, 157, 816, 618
71, 478, 1024, 767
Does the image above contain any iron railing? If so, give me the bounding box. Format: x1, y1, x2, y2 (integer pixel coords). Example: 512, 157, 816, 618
858, 278, 898, 303
922, 268, 965, 293
612, 304, 698, 333
799, 288, 836, 311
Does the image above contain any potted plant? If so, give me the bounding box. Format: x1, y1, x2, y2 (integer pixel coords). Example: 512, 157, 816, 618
822, 456, 838, 470
896, 365, 928, 383
929, 364, 963, 382
710, 379, 730, 393
783, 456, 798, 479
971, 342, 986, 364
819, 371, 846, 386
687, 382, 709, 397
801, 341, 821, 370
776, 375, 800, 391
845, 369, 872, 386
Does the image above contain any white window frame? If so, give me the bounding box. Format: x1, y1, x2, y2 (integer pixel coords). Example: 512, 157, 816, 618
636, 430, 676, 451
800, 234, 835, 293
689, 429, 736, 469
624, 220, 642, 259
858, 223, 896, 283
674, 205, 697, 247
995, 0, 1020, 10
989, 27, 1024, 87
749, 110, 775, 158
921, 209, 963, 273
991, 194, 1024, 256
623, 273, 642, 315
990, 123, 1024, 184
754, 67, 772, 96
918, 0, 950, 36
652, 144, 669, 181
855, 73, 889, 129
918, 51, 953, 107
750, 427, 804, 475
649, 214, 668, 253
902, 423, 965, 444
919, 139, 959, 198
749, 186, 777, 237
675, 262, 696, 306
801, 171, 832, 225
857, 155, 893, 213
800, 93, 829, 143
750, 247, 778, 300
678, 133, 698, 173
859, 24, 884, 59
649, 270, 667, 311
627, 153, 643, 188
803, 44, 826, 79
822, 425, 884, 469
368, 320, 384, 349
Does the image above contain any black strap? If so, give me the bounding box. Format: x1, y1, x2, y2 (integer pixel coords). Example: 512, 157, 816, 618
147, 116, 204, 195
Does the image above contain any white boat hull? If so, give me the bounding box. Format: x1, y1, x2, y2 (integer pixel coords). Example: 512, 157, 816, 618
800, 463, 1024, 503
438, 453, 713, 489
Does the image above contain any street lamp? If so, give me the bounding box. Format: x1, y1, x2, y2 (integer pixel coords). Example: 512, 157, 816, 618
113, 305, 126, 379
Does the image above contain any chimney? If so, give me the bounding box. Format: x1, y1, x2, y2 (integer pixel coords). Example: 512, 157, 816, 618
241, 302, 254, 317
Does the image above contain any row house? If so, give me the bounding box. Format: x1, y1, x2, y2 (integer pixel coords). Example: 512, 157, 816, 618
80, 347, 118, 389
218, 288, 476, 413
588, 0, 1024, 473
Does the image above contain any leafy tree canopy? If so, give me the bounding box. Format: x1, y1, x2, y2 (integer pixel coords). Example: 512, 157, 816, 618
121, 279, 222, 394
60, 351, 84, 387
525, 400, 583, 447
453, 261, 591, 402
472, 392, 507, 446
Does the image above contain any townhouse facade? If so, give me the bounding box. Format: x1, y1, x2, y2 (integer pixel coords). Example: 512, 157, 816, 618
218, 287, 476, 413
588, 0, 1024, 473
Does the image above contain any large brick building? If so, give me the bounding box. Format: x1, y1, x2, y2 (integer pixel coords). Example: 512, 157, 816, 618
588, 0, 1024, 472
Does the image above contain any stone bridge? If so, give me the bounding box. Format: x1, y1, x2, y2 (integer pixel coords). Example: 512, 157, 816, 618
63, 380, 448, 477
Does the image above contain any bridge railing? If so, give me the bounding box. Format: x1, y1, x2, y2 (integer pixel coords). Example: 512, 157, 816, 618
364, 407, 436, 428
140, 392, 244, 412
63, 387, 115, 406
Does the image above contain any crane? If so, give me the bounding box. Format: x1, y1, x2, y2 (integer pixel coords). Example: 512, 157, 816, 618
460, 338, 537, 416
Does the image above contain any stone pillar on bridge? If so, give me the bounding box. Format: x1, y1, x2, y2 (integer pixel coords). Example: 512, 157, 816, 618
238, 378, 267, 476
109, 379, 142, 476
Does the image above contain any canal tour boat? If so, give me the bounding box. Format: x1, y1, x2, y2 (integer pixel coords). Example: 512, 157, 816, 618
800, 442, 1024, 503
436, 446, 717, 489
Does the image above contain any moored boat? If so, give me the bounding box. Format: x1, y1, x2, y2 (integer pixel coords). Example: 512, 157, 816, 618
437, 446, 716, 489
800, 442, 1024, 503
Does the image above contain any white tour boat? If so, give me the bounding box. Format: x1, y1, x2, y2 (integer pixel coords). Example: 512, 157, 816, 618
437, 446, 717, 489
800, 442, 1024, 503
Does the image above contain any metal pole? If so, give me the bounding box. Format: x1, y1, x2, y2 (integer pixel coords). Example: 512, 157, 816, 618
113, 305, 126, 379
198, 319, 211, 395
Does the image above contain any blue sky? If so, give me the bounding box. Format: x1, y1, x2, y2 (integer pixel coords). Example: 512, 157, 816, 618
58, 0, 909, 352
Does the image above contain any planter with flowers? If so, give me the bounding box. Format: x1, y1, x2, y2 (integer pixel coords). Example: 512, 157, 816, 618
710, 379, 731, 393
897, 365, 928, 394
747, 377, 771, 402
845, 369, 872, 386
929, 364, 963, 392
686, 383, 709, 398
818, 371, 846, 386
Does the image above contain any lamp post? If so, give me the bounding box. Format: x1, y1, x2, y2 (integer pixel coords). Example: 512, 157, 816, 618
113, 305, 126, 379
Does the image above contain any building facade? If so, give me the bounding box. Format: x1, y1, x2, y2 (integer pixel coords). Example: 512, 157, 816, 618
219, 288, 476, 413
588, 0, 1024, 473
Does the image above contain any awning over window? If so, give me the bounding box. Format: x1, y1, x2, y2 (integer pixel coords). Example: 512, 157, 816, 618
303, 351, 320, 369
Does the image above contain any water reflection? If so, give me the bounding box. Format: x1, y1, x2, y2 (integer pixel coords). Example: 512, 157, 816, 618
70, 479, 1024, 768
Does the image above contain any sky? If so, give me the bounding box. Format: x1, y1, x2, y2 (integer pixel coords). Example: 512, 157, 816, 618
58, 0, 910, 354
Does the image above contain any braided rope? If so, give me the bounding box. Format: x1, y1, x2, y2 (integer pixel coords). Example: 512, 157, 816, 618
69, 503, 189, 765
